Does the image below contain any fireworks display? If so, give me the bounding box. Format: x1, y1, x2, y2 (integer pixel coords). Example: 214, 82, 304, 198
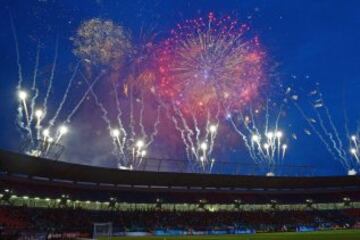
7, 9, 359, 176
155, 13, 266, 115
72, 18, 132, 68
149, 13, 267, 173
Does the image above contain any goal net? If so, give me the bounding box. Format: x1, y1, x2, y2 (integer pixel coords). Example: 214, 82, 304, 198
93, 222, 112, 239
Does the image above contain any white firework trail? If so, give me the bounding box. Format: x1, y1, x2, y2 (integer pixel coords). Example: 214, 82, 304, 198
293, 102, 339, 162
230, 117, 257, 161
65, 71, 104, 123
10, 26, 97, 160
112, 90, 161, 169
49, 62, 80, 126
10, 13, 29, 136
29, 42, 41, 136
170, 104, 219, 173
350, 135, 360, 164
291, 86, 359, 174
112, 81, 125, 135
230, 102, 289, 176
313, 103, 347, 164
310, 91, 346, 161
146, 105, 161, 146
83, 73, 161, 170
43, 36, 59, 116
79, 71, 112, 131
139, 92, 146, 138
9, 12, 23, 90
128, 83, 136, 142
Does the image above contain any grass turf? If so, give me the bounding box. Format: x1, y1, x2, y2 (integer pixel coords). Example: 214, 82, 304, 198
98, 230, 360, 240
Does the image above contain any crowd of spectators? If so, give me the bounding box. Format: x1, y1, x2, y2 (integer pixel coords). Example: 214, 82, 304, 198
0, 205, 359, 238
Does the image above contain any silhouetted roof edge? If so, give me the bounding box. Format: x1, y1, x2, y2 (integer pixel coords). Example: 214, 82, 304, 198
0, 149, 359, 189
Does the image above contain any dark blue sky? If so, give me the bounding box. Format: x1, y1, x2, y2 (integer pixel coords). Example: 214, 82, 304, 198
1, 0, 360, 176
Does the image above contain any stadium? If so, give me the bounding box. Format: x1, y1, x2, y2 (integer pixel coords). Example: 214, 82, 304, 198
0, 149, 359, 239
1, 1, 360, 239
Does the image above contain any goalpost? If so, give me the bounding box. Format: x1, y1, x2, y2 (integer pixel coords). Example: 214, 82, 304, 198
93, 222, 113, 239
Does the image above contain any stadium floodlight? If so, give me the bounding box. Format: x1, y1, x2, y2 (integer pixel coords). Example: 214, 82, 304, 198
58, 125, 68, 135
198, 199, 207, 209
234, 199, 242, 203
156, 199, 162, 209
111, 129, 120, 138
234, 199, 242, 209
343, 197, 351, 202
200, 142, 208, 151
270, 199, 277, 208
18, 90, 28, 101
343, 197, 351, 206
136, 140, 144, 149
275, 131, 283, 138
209, 124, 217, 133
282, 144, 288, 150
35, 109, 44, 119
306, 199, 313, 207
109, 197, 117, 208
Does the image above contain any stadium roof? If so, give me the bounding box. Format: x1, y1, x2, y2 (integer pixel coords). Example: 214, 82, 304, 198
0, 149, 359, 203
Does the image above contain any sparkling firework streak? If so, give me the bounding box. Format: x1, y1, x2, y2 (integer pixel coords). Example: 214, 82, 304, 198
229, 101, 289, 176
11, 23, 96, 160
72, 18, 132, 68
290, 86, 359, 175
155, 13, 266, 115
111, 80, 161, 170
168, 103, 219, 173
81, 72, 161, 170
350, 134, 360, 166
73, 17, 160, 170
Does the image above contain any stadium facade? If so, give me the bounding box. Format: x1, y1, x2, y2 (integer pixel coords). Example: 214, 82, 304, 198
0, 149, 359, 238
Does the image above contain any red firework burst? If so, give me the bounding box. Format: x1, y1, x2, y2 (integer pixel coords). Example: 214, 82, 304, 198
154, 13, 267, 116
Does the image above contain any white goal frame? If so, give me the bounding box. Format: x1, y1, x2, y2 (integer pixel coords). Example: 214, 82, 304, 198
93, 222, 113, 239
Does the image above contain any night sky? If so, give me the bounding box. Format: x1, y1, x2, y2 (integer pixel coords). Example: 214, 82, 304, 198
1, 0, 360, 176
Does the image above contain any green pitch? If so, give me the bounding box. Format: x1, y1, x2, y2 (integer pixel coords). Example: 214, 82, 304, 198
98, 230, 360, 240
